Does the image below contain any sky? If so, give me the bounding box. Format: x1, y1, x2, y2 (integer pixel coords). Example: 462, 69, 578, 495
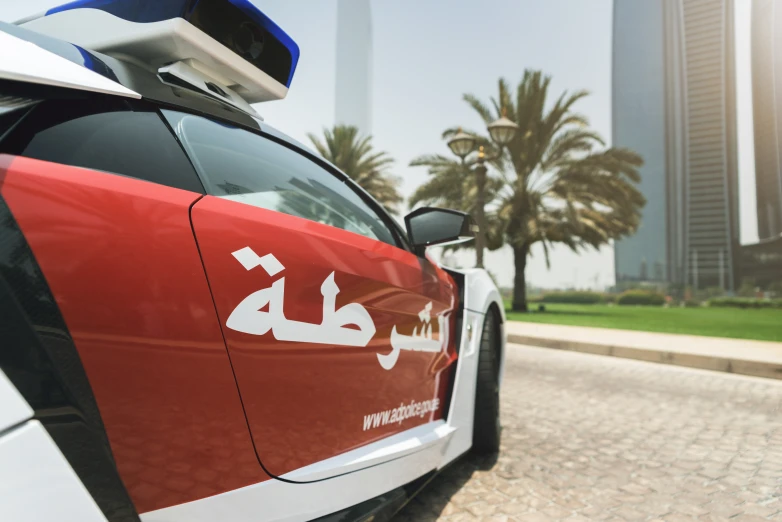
250, 0, 618, 290
1, 0, 759, 290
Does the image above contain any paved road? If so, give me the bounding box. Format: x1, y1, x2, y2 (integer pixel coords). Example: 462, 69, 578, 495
397, 344, 782, 521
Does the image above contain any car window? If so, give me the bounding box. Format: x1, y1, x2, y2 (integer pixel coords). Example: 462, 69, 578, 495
162, 109, 398, 246
0, 98, 204, 193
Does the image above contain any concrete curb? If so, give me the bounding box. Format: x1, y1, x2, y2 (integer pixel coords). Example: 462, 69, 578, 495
507, 334, 782, 380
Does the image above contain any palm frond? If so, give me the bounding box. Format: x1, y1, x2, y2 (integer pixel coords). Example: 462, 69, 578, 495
463, 94, 494, 125
408, 69, 645, 305
307, 124, 403, 214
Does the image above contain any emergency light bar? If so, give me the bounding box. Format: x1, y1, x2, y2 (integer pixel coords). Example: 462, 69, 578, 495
18, 0, 300, 105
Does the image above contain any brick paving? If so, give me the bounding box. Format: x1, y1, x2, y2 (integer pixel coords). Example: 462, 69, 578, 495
397, 344, 782, 521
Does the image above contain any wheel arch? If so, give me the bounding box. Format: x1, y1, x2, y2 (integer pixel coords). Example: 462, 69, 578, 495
485, 301, 505, 386
444, 267, 506, 389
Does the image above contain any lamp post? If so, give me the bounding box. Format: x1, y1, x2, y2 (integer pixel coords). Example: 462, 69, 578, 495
447, 115, 519, 268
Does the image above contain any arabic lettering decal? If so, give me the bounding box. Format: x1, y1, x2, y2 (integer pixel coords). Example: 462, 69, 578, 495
226, 247, 376, 346
378, 302, 450, 371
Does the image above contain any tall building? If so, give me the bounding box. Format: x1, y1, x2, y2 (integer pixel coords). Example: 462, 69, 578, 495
751, 0, 782, 240
335, 0, 372, 135
613, 0, 740, 291
612, 2, 672, 286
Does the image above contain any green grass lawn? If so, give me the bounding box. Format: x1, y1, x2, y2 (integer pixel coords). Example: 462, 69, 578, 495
505, 303, 782, 342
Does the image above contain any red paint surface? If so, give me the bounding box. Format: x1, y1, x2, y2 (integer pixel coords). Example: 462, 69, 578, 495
191, 196, 458, 477
0, 156, 267, 512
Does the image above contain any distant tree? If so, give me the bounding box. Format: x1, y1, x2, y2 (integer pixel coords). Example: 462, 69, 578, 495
411, 70, 646, 311
307, 125, 403, 214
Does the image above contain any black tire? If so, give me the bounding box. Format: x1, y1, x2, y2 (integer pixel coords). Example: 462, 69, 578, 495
472, 310, 501, 454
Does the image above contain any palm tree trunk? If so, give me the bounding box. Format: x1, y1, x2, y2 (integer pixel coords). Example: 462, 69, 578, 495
512, 243, 530, 312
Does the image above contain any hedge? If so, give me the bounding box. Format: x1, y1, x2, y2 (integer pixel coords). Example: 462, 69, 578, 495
616, 290, 666, 306
538, 291, 605, 304
708, 297, 782, 309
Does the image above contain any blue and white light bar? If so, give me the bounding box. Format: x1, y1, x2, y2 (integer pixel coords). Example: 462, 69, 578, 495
19, 0, 300, 104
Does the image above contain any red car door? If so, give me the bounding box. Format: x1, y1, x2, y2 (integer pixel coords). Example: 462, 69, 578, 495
0, 98, 268, 514
163, 110, 459, 478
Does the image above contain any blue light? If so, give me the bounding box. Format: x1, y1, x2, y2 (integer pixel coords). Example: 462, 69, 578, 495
46, 0, 188, 23
73, 45, 121, 83
45, 0, 300, 88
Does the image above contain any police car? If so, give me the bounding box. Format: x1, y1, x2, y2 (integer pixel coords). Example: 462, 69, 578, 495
0, 1, 506, 520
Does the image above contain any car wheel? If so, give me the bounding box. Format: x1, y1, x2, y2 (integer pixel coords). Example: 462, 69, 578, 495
472, 309, 501, 455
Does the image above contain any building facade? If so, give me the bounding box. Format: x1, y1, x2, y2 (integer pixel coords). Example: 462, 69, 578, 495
751, 0, 782, 241
613, 0, 739, 291
739, 236, 782, 289
612, 1, 671, 285
335, 0, 372, 135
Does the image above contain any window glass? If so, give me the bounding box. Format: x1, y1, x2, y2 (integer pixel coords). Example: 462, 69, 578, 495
0, 99, 204, 193
162, 110, 398, 246
0, 96, 36, 141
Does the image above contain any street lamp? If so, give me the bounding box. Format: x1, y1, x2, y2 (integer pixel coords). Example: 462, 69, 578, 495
487, 115, 519, 146
446, 115, 519, 268
447, 129, 476, 159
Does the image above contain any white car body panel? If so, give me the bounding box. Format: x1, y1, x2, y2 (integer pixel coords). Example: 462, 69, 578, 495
439, 308, 486, 466
21, 9, 288, 103
439, 267, 506, 465
0, 30, 140, 99
457, 267, 507, 385
0, 422, 108, 522
283, 421, 455, 483
0, 369, 107, 522
142, 422, 453, 522
460, 268, 506, 320
0, 369, 32, 432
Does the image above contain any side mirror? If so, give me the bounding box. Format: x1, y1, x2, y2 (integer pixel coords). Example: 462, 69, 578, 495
404, 207, 476, 256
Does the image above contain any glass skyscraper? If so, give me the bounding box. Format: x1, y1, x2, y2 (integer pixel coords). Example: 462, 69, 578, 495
613, 0, 739, 291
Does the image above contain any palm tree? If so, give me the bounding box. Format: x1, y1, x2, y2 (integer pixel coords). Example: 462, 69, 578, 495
410, 70, 645, 311
307, 125, 403, 214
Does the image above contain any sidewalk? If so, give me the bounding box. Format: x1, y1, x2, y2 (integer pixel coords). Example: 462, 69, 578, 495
505, 321, 782, 380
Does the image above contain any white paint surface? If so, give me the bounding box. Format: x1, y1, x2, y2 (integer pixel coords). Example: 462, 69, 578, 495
0, 30, 139, 98
0, 421, 107, 522
0, 370, 32, 433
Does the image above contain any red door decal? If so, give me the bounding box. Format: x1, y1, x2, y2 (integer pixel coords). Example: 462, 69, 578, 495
0, 156, 267, 512
190, 196, 458, 477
